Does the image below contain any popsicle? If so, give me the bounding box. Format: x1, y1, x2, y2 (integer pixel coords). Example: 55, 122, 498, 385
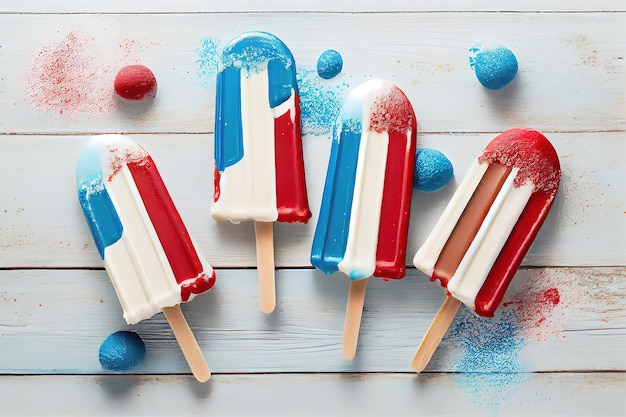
77, 134, 215, 382
311, 78, 417, 359
411, 128, 561, 372
212, 31, 311, 313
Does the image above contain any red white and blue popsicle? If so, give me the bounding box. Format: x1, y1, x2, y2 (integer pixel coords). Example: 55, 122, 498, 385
77, 134, 214, 382
212, 32, 311, 313
411, 128, 561, 372
212, 31, 310, 224
310, 79, 417, 359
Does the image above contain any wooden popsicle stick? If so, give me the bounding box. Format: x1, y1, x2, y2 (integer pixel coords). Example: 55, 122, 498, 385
162, 305, 211, 383
254, 221, 276, 314
342, 277, 369, 360
411, 296, 462, 373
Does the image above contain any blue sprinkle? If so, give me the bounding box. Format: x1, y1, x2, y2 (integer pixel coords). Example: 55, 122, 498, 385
469, 44, 518, 90
99, 331, 146, 372
196, 37, 220, 88
413, 148, 454, 192
447, 308, 529, 408
297, 67, 349, 136
316, 49, 343, 79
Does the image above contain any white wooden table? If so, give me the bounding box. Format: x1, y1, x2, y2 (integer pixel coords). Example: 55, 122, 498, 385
1, 1, 625, 415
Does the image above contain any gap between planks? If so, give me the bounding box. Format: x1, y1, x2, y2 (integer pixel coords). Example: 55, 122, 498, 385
1, 11, 626, 15
1, 129, 626, 137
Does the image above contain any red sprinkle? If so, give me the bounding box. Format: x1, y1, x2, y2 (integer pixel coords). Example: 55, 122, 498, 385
504, 287, 561, 340
539, 287, 561, 305
26, 31, 115, 114
479, 128, 561, 193
180, 271, 217, 302
114, 65, 157, 100
370, 84, 415, 134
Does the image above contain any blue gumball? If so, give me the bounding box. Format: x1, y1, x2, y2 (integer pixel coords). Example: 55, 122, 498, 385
99, 331, 146, 371
469, 44, 518, 90
414, 148, 454, 192
316, 49, 343, 79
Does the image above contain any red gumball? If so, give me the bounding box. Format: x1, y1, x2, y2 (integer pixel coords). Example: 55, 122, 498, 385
114, 65, 157, 100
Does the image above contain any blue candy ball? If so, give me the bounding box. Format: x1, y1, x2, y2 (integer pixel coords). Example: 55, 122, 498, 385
414, 148, 454, 192
99, 331, 146, 371
316, 49, 343, 79
470, 44, 518, 90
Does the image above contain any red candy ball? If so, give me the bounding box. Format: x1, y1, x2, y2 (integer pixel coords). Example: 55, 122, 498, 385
114, 65, 157, 100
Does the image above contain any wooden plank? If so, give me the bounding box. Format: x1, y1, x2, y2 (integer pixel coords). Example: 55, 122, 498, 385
1, 133, 624, 268
1, 267, 624, 374
0, 4, 623, 417
0, 13, 624, 134
2, 1, 625, 13
1, 373, 625, 416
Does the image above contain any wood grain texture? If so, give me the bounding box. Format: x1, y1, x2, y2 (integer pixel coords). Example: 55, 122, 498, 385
411, 296, 462, 373
342, 278, 368, 360
1, 133, 624, 268
0, 267, 624, 374
254, 222, 276, 314
0, 13, 623, 134
2, 1, 625, 13
0, 4, 625, 415
1, 373, 625, 416
162, 305, 211, 383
